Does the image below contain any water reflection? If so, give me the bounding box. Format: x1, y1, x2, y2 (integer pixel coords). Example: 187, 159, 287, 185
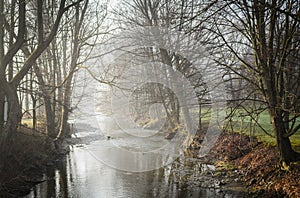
25, 114, 248, 198
25, 145, 247, 198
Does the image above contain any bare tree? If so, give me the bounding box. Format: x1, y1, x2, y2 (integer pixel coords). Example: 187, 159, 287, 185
0, 0, 81, 157
195, 0, 300, 167
111, 0, 213, 139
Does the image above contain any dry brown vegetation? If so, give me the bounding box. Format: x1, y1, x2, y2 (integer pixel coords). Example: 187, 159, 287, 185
205, 132, 300, 197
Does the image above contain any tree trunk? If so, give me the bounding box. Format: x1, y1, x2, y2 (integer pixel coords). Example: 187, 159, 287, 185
0, 0, 4, 136
0, 91, 4, 134
32, 97, 37, 130
271, 114, 300, 165
32, 61, 57, 137
56, 0, 88, 140
44, 97, 56, 137
0, 83, 21, 157
56, 85, 72, 140
30, 70, 37, 130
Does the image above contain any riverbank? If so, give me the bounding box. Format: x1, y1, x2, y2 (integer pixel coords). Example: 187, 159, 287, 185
1, 128, 299, 197
0, 128, 69, 197
197, 132, 300, 197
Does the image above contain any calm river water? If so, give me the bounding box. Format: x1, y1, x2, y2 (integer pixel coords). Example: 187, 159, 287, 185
24, 115, 248, 198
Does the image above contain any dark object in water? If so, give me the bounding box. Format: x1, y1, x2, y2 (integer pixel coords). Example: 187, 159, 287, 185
107, 136, 111, 140
165, 132, 176, 140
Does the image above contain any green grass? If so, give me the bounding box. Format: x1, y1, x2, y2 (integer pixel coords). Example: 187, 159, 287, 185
191, 107, 300, 148
222, 109, 300, 147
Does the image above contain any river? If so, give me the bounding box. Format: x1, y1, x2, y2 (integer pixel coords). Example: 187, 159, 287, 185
24, 114, 248, 198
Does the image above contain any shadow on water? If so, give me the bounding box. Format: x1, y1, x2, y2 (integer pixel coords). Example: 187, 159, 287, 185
24, 145, 248, 198
24, 115, 249, 198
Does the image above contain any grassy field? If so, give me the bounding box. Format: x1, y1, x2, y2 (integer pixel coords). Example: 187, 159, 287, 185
223, 109, 300, 148
193, 107, 300, 148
